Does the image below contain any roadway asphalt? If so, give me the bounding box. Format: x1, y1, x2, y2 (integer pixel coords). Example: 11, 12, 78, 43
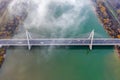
0, 39, 120, 46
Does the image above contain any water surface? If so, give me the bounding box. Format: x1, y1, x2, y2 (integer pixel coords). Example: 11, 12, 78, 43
0, 0, 120, 80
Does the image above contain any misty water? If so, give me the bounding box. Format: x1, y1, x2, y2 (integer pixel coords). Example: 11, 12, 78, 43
0, 0, 120, 80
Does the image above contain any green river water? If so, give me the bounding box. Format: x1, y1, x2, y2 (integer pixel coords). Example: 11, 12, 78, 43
0, 0, 120, 80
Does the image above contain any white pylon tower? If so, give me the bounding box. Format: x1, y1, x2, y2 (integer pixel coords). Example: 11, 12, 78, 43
88, 29, 94, 50
26, 30, 32, 50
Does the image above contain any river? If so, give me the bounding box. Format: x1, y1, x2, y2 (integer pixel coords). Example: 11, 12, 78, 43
0, 0, 120, 80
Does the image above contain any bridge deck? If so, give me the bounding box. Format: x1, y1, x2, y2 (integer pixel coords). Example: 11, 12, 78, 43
0, 38, 120, 46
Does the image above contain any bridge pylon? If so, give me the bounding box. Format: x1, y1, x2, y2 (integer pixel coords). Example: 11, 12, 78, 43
26, 30, 32, 50
88, 30, 94, 50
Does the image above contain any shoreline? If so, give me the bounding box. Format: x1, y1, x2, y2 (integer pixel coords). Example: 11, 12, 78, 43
0, 0, 27, 67
91, 0, 120, 55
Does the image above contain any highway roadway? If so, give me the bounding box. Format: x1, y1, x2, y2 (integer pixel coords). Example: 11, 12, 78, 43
0, 38, 120, 46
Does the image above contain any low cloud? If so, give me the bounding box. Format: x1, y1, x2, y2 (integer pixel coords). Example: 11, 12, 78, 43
8, 0, 90, 38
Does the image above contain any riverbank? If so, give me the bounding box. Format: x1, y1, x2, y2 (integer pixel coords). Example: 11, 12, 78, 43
91, 0, 120, 56
0, 0, 27, 67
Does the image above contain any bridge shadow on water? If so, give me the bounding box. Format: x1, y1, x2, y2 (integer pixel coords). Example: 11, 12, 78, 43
29, 45, 114, 49
8, 45, 114, 50
8, 45, 114, 55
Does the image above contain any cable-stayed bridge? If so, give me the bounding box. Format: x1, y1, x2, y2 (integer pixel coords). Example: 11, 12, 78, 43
0, 30, 119, 50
